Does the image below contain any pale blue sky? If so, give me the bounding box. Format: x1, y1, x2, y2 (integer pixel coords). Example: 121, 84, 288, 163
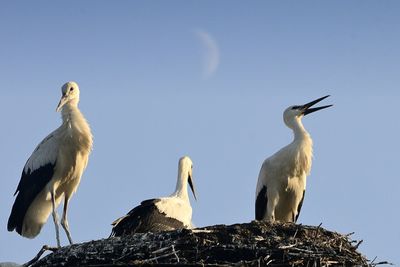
1, 1, 399, 264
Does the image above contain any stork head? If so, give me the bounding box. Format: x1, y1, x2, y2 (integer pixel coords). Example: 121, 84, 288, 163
56, 81, 80, 112
178, 156, 197, 200
283, 95, 332, 128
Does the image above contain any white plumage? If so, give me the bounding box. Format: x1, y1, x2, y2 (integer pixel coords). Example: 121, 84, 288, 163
111, 156, 196, 236
255, 95, 332, 223
8, 81, 93, 247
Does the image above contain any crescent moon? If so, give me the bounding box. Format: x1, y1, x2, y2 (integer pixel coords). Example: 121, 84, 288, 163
195, 30, 220, 79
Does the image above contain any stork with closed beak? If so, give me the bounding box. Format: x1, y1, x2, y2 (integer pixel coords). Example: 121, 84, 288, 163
8, 81, 93, 247
111, 156, 197, 236
255, 95, 332, 222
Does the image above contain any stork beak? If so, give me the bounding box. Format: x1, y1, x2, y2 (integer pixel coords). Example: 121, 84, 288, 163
188, 174, 197, 201
301, 95, 332, 116
56, 95, 68, 112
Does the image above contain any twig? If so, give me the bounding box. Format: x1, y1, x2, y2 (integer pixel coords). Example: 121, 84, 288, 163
23, 245, 58, 267
171, 245, 180, 262
344, 232, 355, 237
322, 260, 339, 265
254, 236, 265, 241
290, 247, 315, 254
314, 223, 322, 239
264, 255, 273, 265
152, 246, 173, 254
278, 244, 297, 250
371, 256, 377, 264
372, 261, 393, 266
145, 245, 180, 263
292, 227, 299, 239
370, 256, 393, 266
191, 229, 214, 234
354, 239, 363, 250
143, 250, 181, 263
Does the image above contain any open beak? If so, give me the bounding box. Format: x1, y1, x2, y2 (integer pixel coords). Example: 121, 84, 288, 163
188, 174, 197, 201
301, 95, 333, 116
56, 95, 68, 112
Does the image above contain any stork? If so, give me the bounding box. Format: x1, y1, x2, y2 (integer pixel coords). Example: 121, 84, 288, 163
111, 156, 197, 236
255, 95, 332, 223
8, 81, 93, 248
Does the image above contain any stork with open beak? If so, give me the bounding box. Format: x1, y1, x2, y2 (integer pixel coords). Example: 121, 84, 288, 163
255, 95, 332, 222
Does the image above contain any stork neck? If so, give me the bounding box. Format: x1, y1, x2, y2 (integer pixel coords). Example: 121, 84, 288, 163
59, 99, 93, 154
61, 100, 81, 123
172, 172, 189, 200
292, 117, 310, 141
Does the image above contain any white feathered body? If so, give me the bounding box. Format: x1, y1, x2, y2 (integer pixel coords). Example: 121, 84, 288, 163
155, 194, 193, 228
256, 133, 312, 222
21, 105, 92, 237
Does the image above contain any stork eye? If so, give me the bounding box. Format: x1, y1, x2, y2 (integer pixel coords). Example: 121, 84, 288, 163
70, 87, 74, 91
291, 106, 300, 110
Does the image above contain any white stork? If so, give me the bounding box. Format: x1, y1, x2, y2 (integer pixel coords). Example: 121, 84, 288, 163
255, 95, 332, 222
8, 81, 93, 247
111, 156, 196, 236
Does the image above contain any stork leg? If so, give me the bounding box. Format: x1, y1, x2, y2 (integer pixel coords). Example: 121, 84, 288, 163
51, 190, 61, 248
266, 190, 278, 222
61, 194, 73, 245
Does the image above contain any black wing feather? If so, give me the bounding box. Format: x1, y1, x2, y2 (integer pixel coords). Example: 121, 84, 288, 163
8, 162, 55, 235
111, 198, 185, 237
255, 186, 268, 220
295, 190, 305, 222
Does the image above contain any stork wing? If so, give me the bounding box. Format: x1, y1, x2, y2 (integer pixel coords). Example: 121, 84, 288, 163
22, 131, 60, 178
111, 198, 186, 237
14, 130, 60, 196
255, 185, 268, 220
255, 159, 272, 220
294, 190, 305, 222
110, 199, 159, 236
8, 130, 60, 234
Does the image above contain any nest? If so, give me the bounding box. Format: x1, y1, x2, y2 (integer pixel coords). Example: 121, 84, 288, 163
31, 221, 374, 266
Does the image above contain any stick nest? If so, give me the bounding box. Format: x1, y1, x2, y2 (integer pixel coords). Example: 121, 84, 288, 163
32, 221, 371, 266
